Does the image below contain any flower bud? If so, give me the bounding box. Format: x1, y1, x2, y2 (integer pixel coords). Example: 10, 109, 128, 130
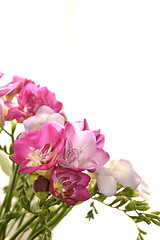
33, 175, 49, 200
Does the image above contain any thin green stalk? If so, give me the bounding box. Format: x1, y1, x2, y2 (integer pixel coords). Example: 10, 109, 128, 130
0, 165, 19, 237
9, 215, 38, 240
28, 204, 73, 240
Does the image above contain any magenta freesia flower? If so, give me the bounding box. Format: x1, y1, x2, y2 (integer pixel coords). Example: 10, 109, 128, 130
6, 82, 62, 122
58, 122, 109, 171
49, 166, 90, 205
10, 123, 65, 173
96, 159, 141, 197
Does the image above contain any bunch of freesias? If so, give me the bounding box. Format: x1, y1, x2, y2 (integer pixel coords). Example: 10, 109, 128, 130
0, 73, 159, 240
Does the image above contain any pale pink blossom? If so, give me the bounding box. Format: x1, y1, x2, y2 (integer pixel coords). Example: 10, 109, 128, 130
58, 122, 109, 171
49, 166, 90, 205
96, 159, 141, 197
23, 105, 65, 131
10, 123, 65, 173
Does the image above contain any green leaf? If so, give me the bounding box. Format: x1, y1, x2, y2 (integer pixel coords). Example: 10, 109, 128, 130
135, 205, 150, 211
137, 227, 147, 235
93, 194, 106, 202
138, 213, 151, 225
108, 196, 124, 206
90, 202, 98, 214
151, 219, 160, 226
125, 200, 137, 211
86, 210, 94, 221
151, 211, 160, 215
146, 213, 160, 221
20, 196, 30, 211
118, 187, 139, 197
116, 197, 128, 208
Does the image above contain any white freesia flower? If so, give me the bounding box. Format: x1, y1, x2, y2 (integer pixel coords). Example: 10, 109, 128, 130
96, 159, 141, 197
23, 105, 65, 131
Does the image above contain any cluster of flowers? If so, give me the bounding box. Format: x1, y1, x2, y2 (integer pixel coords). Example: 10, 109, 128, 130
0, 73, 149, 205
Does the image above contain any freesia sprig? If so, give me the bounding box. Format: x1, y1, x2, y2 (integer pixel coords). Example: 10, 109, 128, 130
0, 74, 160, 240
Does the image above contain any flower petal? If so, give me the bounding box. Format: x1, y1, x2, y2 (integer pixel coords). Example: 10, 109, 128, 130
0, 98, 5, 125
47, 113, 65, 126
135, 179, 150, 200
72, 130, 97, 160
90, 148, 110, 169
97, 174, 117, 197
23, 115, 44, 131
111, 159, 141, 187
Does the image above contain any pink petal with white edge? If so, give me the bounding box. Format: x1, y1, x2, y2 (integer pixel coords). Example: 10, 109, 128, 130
97, 174, 117, 197
111, 159, 141, 187
71, 130, 97, 160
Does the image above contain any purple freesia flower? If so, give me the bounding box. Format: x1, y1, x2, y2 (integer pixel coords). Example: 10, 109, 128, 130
49, 166, 90, 205
10, 123, 65, 173
58, 122, 109, 171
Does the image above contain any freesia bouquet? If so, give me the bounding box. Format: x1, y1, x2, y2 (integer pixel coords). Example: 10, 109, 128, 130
0, 73, 160, 240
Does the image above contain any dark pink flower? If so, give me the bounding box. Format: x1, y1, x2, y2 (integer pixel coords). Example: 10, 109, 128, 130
10, 123, 65, 173
49, 166, 90, 205
58, 122, 109, 171
6, 83, 62, 122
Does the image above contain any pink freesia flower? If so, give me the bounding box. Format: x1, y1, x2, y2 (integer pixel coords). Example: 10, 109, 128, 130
70, 119, 105, 149
96, 159, 141, 197
58, 122, 109, 171
23, 105, 65, 131
0, 98, 5, 125
6, 83, 62, 122
49, 166, 90, 205
0, 75, 33, 98
10, 123, 65, 173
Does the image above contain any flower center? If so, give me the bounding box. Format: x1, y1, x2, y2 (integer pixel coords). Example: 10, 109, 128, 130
27, 143, 54, 166
54, 178, 74, 198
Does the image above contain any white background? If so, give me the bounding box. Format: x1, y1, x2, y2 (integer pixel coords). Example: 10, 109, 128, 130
0, 0, 160, 239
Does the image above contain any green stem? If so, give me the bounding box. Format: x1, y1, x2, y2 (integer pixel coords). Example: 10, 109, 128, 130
28, 204, 73, 240
0, 164, 19, 237
9, 215, 37, 240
